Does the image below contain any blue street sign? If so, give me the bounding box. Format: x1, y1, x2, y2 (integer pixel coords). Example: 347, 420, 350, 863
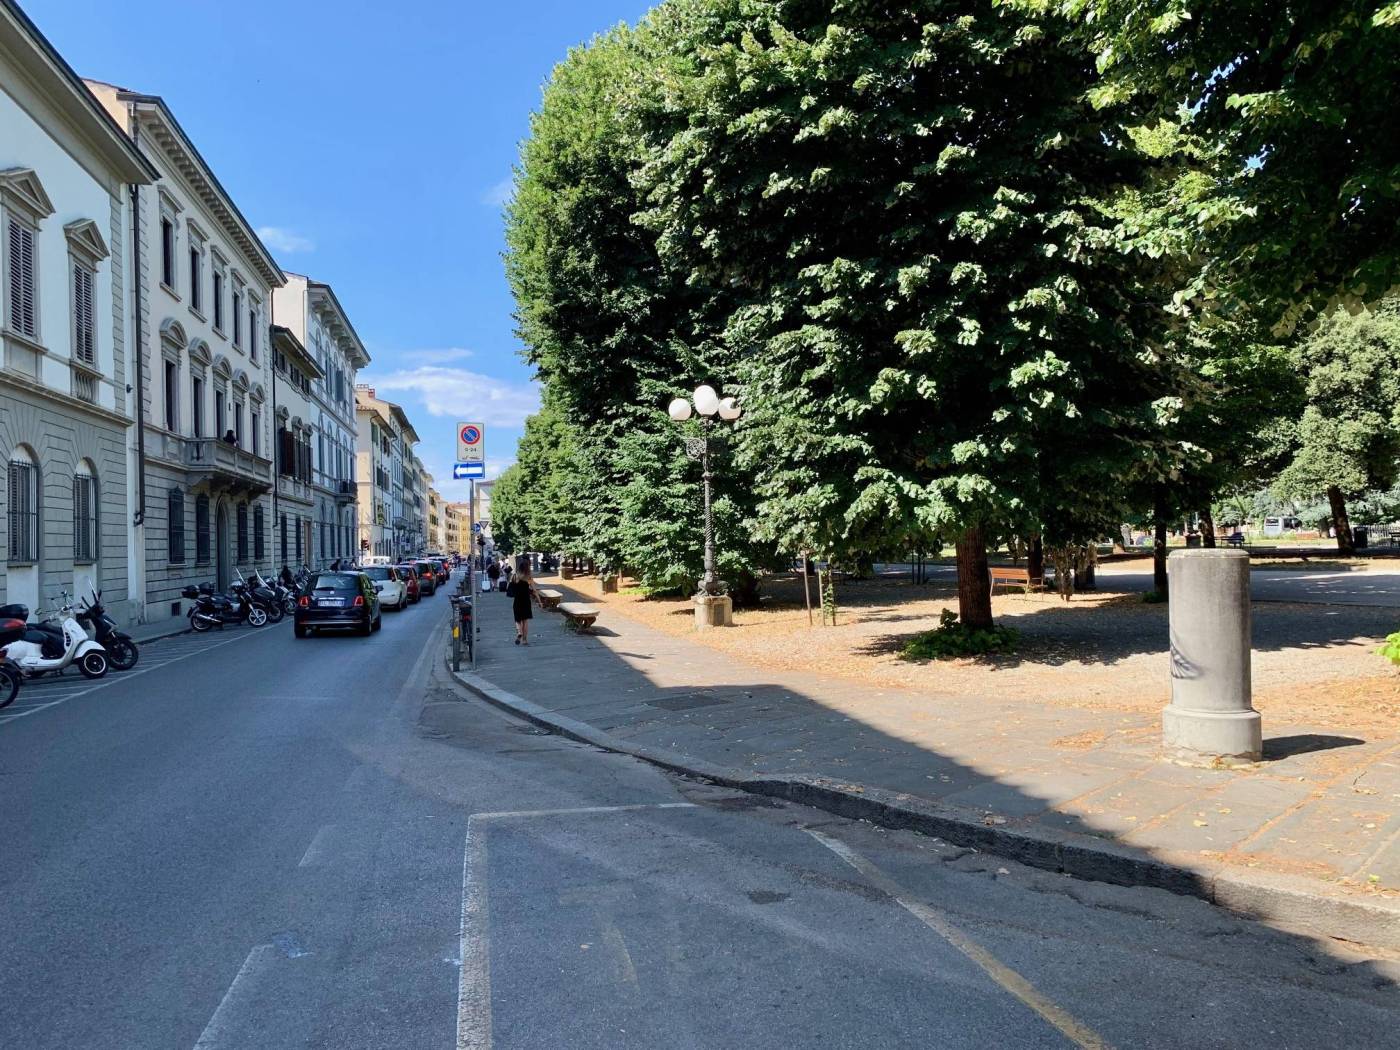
454, 462, 486, 480
472, 522, 483, 532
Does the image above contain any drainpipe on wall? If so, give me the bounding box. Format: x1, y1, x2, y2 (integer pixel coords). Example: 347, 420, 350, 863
129, 115, 145, 528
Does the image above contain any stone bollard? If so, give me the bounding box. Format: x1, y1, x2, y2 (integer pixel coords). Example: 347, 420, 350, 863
1163, 548, 1262, 763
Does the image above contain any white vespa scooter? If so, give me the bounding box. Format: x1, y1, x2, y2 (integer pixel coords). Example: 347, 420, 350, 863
2, 591, 108, 680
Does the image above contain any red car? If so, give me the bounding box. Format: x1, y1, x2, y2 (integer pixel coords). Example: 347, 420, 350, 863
395, 565, 422, 603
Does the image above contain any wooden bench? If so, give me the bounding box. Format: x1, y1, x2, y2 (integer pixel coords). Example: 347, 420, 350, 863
556, 601, 601, 631
536, 588, 564, 610
989, 566, 1044, 594
1225, 534, 1246, 548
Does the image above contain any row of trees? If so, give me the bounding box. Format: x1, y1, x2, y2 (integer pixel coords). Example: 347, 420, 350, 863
494, 0, 1400, 627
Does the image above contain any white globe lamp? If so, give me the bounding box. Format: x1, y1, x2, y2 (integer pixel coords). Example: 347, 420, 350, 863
717, 397, 741, 421
693, 384, 720, 417
668, 397, 693, 422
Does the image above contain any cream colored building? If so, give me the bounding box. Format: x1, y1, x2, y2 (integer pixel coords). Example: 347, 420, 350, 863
0, 1, 156, 623
87, 80, 284, 619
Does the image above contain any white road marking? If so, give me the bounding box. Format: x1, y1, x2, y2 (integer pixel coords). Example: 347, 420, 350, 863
457, 815, 493, 1050
0, 629, 263, 725
806, 829, 1112, 1050
298, 824, 335, 868
456, 802, 700, 1049
191, 943, 277, 1050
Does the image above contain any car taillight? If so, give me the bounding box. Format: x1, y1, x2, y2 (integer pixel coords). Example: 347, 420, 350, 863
298, 596, 310, 608
353, 596, 364, 607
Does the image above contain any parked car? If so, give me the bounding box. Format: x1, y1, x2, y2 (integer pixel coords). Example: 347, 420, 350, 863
360, 565, 409, 611
395, 566, 422, 604
294, 571, 381, 637
413, 561, 438, 596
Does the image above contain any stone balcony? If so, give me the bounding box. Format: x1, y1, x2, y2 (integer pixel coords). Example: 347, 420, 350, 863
181, 437, 272, 495
277, 473, 313, 505
333, 479, 357, 504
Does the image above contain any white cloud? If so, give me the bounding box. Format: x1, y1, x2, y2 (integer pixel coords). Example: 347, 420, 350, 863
402, 348, 475, 365
361, 365, 539, 429
257, 225, 316, 254
481, 178, 514, 208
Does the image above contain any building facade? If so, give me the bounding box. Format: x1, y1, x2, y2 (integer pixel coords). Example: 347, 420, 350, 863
427, 485, 443, 552
272, 273, 367, 570
355, 387, 393, 558
270, 324, 318, 570
88, 81, 284, 622
0, 2, 156, 622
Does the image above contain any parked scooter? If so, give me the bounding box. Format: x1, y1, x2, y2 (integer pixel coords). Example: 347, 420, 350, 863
183, 580, 269, 631
0, 614, 26, 709
242, 571, 285, 624
0, 594, 108, 679
75, 584, 138, 671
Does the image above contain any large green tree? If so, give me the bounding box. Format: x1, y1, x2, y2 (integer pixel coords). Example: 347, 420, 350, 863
1277, 303, 1400, 552
633, 0, 1181, 626
504, 22, 782, 599
1070, 0, 1400, 333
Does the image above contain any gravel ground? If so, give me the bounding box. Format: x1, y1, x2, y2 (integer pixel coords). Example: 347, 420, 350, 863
554, 572, 1400, 734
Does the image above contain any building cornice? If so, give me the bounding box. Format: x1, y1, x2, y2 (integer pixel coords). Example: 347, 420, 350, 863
110, 89, 283, 289
305, 279, 370, 369
0, 2, 156, 184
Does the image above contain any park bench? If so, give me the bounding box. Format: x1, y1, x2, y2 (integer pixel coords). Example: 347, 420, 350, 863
988, 566, 1044, 594
556, 601, 601, 632
536, 588, 564, 610
1225, 534, 1246, 548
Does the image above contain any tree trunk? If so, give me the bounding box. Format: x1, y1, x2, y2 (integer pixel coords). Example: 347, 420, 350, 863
1200, 505, 1216, 548
1027, 535, 1044, 586
1327, 485, 1355, 554
1153, 484, 1169, 596
955, 526, 993, 629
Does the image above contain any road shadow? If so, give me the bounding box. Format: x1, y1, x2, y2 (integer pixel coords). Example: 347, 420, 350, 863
460, 576, 1400, 1018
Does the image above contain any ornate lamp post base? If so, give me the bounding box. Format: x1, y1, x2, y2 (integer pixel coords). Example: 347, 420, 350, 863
694, 592, 733, 629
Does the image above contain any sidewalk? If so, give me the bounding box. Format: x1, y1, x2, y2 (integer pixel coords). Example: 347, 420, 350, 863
453, 576, 1400, 948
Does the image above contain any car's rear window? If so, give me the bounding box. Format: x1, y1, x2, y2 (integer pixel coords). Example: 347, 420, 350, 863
309, 572, 361, 593
362, 567, 392, 581
415, 563, 433, 573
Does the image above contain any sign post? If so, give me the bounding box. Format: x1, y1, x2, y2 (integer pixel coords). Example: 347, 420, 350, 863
456, 422, 486, 670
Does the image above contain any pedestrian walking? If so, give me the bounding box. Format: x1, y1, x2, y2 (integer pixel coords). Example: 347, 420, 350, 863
486, 559, 501, 592
499, 558, 512, 593
506, 558, 539, 645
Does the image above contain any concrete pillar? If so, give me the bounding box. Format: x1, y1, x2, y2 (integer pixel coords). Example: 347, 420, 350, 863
694, 593, 733, 629
1163, 549, 1262, 763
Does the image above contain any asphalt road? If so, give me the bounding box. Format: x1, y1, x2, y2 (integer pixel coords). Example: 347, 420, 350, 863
2, 572, 1397, 1049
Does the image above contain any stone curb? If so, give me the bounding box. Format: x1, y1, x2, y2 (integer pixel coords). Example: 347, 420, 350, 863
448, 662, 1400, 952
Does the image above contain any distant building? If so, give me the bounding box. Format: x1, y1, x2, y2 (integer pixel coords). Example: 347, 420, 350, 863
355, 386, 418, 559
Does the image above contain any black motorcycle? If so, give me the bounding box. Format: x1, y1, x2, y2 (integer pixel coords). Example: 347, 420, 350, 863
0, 612, 26, 710
244, 572, 285, 624
76, 588, 138, 671
183, 581, 270, 631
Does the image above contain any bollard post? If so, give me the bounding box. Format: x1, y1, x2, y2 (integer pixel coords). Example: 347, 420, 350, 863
1163, 549, 1262, 763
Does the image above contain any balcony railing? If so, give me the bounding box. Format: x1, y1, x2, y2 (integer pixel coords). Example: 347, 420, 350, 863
182, 437, 273, 493
277, 474, 313, 504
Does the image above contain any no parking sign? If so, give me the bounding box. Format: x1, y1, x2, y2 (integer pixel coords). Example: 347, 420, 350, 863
456, 422, 485, 467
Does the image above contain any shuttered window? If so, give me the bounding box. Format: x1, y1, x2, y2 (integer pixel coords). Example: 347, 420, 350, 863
168, 488, 185, 563
254, 505, 265, 560
72, 264, 96, 365
7, 218, 38, 339
236, 503, 248, 562
7, 460, 38, 563
195, 494, 210, 563
280, 513, 288, 563
73, 473, 96, 562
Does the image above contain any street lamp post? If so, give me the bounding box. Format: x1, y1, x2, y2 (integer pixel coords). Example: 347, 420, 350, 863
669, 385, 742, 629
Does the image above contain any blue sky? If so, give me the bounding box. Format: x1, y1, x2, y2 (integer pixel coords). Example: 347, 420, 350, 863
32, 0, 651, 502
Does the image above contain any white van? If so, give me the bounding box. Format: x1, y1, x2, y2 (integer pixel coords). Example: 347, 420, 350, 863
361, 554, 392, 567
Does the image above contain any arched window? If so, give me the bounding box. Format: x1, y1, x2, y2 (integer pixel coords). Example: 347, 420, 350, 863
73, 460, 97, 563
236, 502, 249, 563
7, 446, 39, 564
195, 494, 211, 564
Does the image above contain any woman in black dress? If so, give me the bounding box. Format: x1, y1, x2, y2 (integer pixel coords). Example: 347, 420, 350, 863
505, 558, 539, 645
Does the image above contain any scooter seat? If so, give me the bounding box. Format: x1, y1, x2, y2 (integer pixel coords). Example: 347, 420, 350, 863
0, 603, 28, 620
